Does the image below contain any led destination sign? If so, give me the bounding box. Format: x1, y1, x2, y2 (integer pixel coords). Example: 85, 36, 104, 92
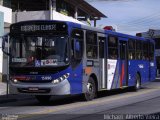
10, 21, 68, 33
21, 24, 56, 32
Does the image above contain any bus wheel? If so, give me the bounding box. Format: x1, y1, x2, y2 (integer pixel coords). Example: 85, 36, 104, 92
84, 77, 96, 101
134, 74, 141, 91
35, 95, 51, 103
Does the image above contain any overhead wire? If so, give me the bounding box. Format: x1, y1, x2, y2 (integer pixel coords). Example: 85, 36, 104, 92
119, 11, 160, 27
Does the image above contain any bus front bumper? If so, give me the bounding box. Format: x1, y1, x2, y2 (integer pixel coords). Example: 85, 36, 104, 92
9, 79, 71, 95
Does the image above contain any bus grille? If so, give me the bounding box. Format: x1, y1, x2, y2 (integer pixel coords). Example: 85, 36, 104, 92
18, 80, 52, 83
18, 88, 51, 93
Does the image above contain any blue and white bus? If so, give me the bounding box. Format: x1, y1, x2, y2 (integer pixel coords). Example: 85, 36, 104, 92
2, 20, 156, 102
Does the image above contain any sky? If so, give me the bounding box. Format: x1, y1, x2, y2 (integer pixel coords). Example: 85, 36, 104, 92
86, 0, 160, 35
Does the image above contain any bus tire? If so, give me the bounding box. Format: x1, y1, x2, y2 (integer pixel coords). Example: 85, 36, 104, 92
84, 77, 96, 101
134, 73, 141, 91
35, 95, 51, 103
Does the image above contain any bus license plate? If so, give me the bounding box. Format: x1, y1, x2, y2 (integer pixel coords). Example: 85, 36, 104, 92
28, 87, 39, 91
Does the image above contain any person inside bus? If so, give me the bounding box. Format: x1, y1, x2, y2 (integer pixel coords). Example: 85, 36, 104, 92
129, 52, 133, 59
109, 49, 117, 59
137, 52, 141, 60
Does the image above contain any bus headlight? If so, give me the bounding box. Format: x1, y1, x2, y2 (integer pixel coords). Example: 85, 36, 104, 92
52, 73, 70, 84
12, 79, 18, 83
53, 79, 60, 84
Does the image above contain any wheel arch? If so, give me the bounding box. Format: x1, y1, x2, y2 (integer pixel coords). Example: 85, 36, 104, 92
90, 73, 98, 91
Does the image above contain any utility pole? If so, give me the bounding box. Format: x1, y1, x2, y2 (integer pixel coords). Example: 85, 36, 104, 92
49, 0, 56, 20
74, 6, 78, 19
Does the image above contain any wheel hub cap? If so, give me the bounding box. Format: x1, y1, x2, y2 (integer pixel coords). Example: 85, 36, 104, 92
87, 83, 93, 94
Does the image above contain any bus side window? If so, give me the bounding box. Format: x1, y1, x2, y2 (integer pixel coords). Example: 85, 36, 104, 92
143, 42, 149, 60
149, 42, 154, 61
86, 31, 98, 59
141, 41, 146, 60
108, 36, 118, 59
128, 39, 135, 60
136, 40, 142, 60
99, 37, 105, 58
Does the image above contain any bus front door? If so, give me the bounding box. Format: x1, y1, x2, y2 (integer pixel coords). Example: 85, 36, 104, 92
119, 41, 128, 87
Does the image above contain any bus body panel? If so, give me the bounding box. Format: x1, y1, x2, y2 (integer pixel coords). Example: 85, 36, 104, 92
82, 59, 101, 92
107, 59, 128, 90
69, 63, 83, 94
107, 59, 119, 90
150, 61, 156, 81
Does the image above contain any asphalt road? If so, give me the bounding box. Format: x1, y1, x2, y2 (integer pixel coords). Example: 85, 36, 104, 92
1, 80, 160, 120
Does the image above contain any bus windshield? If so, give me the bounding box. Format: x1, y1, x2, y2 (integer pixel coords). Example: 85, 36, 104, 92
10, 35, 69, 67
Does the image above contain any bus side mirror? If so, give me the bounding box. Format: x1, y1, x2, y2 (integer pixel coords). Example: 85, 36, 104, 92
2, 34, 10, 56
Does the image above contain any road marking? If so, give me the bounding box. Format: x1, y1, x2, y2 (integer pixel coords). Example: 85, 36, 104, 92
18, 89, 159, 119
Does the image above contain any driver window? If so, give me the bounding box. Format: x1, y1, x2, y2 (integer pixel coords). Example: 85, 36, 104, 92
71, 29, 84, 59
71, 29, 84, 69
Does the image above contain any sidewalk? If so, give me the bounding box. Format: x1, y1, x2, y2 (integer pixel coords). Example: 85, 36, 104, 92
0, 82, 16, 103
0, 82, 7, 95
0, 82, 15, 103
0, 82, 34, 104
